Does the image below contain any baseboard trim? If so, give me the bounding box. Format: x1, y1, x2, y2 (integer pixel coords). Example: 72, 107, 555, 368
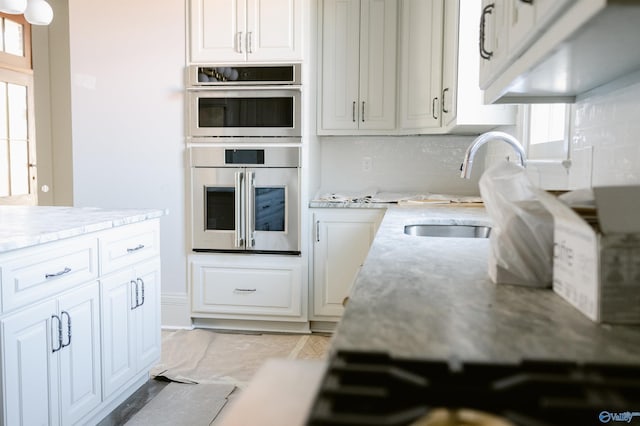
310, 320, 337, 333
192, 317, 311, 334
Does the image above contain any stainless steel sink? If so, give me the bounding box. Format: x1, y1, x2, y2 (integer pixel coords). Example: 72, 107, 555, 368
403, 224, 491, 238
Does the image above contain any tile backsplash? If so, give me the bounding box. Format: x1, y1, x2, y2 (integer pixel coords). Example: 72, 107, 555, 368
571, 71, 640, 187
318, 135, 481, 196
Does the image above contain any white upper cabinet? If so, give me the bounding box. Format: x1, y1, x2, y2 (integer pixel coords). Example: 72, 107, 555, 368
189, 0, 303, 63
398, 0, 443, 131
443, 0, 515, 132
398, 0, 514, 133
318, 0, 398, 134
318, 0, 514, 135
480, 0, 640, 103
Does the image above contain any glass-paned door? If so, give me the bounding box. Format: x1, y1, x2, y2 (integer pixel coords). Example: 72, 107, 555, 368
0, 13, 35, 205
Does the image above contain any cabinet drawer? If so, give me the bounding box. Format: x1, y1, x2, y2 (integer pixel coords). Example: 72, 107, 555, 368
99, 219, 160, 275
0, 236, 99, 313
191, 259, 302, 318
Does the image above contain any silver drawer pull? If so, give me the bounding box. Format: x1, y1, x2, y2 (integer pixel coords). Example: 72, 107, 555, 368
45, 267, 72, 279
234, 288, 257, 293
127, 244, 145, 253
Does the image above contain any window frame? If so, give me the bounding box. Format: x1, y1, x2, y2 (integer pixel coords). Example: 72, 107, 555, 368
0, 13, 32, 71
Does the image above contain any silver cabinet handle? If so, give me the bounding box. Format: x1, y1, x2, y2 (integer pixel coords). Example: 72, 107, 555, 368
137, 278, 145, 307
316, 220, 320, 242
45, 266, 71, 279
245, 171, 255, 248
361, 101, 365, 122
432, 97, 439, 120
480, 4, 495, 60
131, 280, 139, 310
51, 314, 63, 353
234, 288, 256, 293
126, 244, 145, 253
61, 311, 71, 349
234, 171, 245, 248
237, 31, 243, 53
247, 31, 252, 53
442, 88, 450, 114
352, 101, 356, 122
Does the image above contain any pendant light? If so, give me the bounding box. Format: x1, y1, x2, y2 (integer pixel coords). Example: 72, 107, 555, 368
24, 0, 53, 25
0, 0, 27, 14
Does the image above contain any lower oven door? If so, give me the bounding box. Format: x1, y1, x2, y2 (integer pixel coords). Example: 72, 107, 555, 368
192, 167, 245, 251
246, 167, 300, 254
192, 166, 300, 254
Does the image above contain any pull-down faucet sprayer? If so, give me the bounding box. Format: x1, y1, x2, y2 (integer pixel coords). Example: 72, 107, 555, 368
460, 131, 527, 179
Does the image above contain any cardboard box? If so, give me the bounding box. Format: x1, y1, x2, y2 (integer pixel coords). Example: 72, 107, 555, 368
539, 186, 640, 324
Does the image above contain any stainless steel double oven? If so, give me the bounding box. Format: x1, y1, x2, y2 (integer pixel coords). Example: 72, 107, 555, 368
190, 145, 300, 255
188, 64, 302, 254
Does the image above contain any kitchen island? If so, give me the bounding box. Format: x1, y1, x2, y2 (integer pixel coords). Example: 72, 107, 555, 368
0, 205, 164, 252
0, 205, 163, 426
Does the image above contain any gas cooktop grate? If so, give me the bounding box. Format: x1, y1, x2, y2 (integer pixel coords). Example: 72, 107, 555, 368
306, 350, 640, 426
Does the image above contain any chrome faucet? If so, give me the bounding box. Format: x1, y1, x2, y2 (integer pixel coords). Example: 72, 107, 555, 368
460, 131, 527, 179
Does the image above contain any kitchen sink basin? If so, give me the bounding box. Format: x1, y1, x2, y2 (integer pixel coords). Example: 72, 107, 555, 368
403, 224, 491, 238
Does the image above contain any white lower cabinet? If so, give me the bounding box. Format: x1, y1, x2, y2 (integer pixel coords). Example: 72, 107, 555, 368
311, 209, 384, 320
101, 258, 161, 399
191, 254, 304, 322
1, 282, 101, 426
0, 218, 161, 425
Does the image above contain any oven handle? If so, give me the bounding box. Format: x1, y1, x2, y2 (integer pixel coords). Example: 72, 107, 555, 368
246, 171, 255, 249
235, 171, 245, 248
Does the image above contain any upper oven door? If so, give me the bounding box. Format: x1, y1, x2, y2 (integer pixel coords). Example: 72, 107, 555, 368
188, 89, 301, 137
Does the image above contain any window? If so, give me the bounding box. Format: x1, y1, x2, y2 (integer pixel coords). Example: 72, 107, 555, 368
525, 103, 570, 159
520, 103, 572, 190
0, 13, 36, 205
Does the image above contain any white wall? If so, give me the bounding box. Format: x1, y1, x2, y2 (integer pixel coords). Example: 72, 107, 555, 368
64, 0, 188, 326
318, 135, 482, 196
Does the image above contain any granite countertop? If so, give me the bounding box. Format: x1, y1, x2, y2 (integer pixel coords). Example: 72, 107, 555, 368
0, 206, 164, 253
330, 204, 640, 364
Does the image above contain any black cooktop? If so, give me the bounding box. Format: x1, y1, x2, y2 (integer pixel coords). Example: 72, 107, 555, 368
306, 350, 640, 426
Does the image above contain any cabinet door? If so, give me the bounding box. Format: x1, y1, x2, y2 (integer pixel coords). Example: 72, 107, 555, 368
506, 0, 535, 56
246, 0, 302, 61
58, 283, 102, 426
479, 0, 508, 88
134, 259, 162, 371
358, 0, 397, 130
441, 0, 460, 127
312, 210, 382, 318
319, 0, 360, 131
398, 0, 444, 130
190, 0, 246, 63
1, 299, 60, 426
100, 269, 136, 398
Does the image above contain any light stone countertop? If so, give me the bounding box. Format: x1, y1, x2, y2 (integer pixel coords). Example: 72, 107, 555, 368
330, 204, 640, 364
0, 206, 164, 253
309, 201, 390, 209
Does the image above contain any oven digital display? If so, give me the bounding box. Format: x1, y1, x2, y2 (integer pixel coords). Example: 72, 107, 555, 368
224, 149, 265, 165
